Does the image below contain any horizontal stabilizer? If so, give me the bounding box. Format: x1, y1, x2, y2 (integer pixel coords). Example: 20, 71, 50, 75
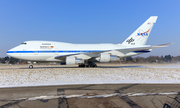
151, 43, 173, 48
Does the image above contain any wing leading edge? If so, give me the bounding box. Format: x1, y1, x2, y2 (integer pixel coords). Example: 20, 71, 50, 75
55, 50, 111, 60
55, 43, 172, 60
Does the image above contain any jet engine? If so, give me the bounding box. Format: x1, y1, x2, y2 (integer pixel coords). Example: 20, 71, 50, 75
60, 56, 84, 65
97, 53, 120, 62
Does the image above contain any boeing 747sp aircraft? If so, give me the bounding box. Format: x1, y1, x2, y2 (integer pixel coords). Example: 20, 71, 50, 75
7, 16, 171, 68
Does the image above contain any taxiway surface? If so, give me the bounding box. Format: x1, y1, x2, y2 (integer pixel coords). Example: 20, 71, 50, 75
0, 84, 180, 108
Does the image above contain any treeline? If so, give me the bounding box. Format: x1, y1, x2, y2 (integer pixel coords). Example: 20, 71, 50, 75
0, 56, 27, 64
0, 55, 180, 64
122, 55, 180, 63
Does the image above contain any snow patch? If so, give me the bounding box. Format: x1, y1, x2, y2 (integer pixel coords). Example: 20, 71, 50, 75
0, 64, 180, 88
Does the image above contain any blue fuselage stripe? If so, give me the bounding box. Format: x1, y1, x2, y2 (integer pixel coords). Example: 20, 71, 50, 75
133, 50, 151, 53
6, 50, 102, 53
7, 50, 151, 54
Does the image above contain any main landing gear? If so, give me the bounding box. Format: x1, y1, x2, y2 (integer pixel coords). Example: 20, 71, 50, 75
28, 61, 34, 69
78, 63, 97, 68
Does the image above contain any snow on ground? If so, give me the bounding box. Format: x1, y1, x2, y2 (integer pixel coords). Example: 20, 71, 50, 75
0, 64, 180, 88
147, 64, 180, 68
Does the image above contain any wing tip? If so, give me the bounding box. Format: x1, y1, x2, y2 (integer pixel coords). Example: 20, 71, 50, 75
154, 43, 173, 48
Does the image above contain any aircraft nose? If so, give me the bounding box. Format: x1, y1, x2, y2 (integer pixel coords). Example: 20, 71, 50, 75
7, 50, 12, 56
6, 48, 15, 57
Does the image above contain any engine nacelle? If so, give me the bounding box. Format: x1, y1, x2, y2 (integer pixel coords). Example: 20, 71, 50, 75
66, 56, 76, 65
99, 53, 111, 62
97, 53, 120, 62
60, 56, 84, 65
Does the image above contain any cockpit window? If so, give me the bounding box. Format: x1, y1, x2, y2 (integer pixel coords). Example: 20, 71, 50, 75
22, 43, 27, 45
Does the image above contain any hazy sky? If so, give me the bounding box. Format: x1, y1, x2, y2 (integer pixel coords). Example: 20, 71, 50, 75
0, 0, 180, 57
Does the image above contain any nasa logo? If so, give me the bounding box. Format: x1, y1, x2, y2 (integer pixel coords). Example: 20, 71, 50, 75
126, 38, 135, 44
137, 32, 148, 36
137, 29, 150, 36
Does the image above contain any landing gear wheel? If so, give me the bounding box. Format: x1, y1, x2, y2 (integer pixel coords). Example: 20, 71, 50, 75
90, 64, 93, 67
29, 65, 33, 69
88, 63, 97, 67
85, 64, 89, 67
79, 64, 85, 67
78, 63, 97, 68
93, 64, 97, 67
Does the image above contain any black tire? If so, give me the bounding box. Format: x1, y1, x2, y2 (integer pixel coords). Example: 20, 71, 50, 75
29, 65, 33, 69
90, 64, 94, 67
79, 64, 84, 67
79, 64, 85, 67
85, 64, 90, 67
94, 64, 97, 67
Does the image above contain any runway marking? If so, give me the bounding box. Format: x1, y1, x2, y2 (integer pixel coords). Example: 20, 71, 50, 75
1, 92, 179, 101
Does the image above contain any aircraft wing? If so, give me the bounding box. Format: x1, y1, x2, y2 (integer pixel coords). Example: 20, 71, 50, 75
55, 50, 111, 60
117, 43, 173, 53
55, 43, 172, 60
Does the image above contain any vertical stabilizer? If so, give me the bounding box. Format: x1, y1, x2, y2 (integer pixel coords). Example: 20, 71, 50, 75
122, 16, 158, 46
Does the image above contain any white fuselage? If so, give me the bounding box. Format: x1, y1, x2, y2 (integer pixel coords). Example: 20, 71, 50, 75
7, 41, 145, 62
7, 16, 159, 63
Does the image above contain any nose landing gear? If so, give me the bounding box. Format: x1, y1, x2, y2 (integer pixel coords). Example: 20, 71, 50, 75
28, 61, 34, 69
29, 65, 33, 69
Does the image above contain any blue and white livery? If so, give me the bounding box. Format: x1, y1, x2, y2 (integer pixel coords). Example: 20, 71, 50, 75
7, 16, 171, 68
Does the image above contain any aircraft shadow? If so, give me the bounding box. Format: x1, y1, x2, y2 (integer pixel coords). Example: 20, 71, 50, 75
20, 65, 144, 69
